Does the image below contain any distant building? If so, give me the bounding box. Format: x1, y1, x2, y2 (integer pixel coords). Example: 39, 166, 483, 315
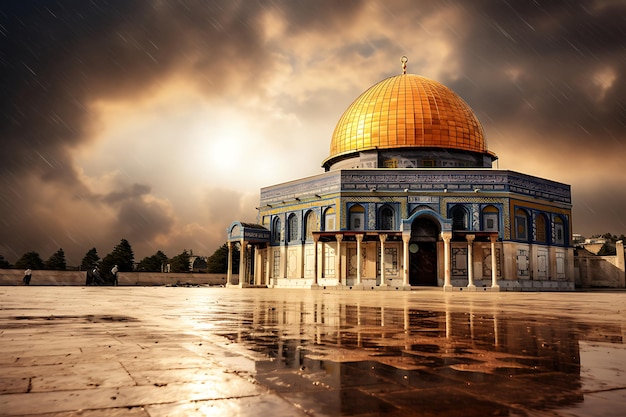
228, 59, 574, 291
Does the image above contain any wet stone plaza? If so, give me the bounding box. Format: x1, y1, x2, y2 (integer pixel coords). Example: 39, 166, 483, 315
0, 287, 625, 416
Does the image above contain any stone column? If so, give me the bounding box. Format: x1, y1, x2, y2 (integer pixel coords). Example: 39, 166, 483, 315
300, 241, 305, 279
313, 234, 320, 286
250, 245, 261, 285
442, 231, 452, 290
335, 234, 343, 285
226, 241, 233, 287
466, 234, 476, 290
281, 244, 287, 281
490, 235, 500, 290
379, 234, 388, 287
402, 233, 410, 287
320, 241, 326, 279
238, 240, 247, 288
356, 234, 364, 286
265, 247, 271, 287
616, 240, 625, 288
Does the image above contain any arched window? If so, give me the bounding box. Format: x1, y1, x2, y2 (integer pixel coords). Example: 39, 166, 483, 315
288, 213, 299, 242
482, 205, 499, 232
379, 205, 394, 230
554, 216, 566, 245
515, 209, 529, 241
305, 211, 317, 241
323, 207, 336, 231
272, 217, 282, 243
349, 204, 365, 231
451, 205, 468, 230
536, 213, 548, 243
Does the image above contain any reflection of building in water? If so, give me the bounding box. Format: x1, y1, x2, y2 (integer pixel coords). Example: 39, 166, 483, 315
227, 58, 574, 291
220, 297, 590, 415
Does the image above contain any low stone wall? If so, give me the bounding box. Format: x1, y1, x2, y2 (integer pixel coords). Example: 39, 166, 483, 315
576, 256, 625, 288
0, 269, 232, 286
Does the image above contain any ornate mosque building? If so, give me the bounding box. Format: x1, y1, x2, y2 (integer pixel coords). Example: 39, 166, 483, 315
227, 58, 574, 291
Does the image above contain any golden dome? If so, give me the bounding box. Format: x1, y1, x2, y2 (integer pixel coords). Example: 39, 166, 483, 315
324, 73, 493, 167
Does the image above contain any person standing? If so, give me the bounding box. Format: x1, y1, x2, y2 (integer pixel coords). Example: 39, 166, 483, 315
23, 268, 32, 285
111, 264, 119, 286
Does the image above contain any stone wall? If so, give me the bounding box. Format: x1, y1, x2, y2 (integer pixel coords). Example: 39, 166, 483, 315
575, 241, 626, 288
0, 270, 231, 286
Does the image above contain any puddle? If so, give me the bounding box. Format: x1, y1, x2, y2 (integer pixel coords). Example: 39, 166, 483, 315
213, 299, 625, 416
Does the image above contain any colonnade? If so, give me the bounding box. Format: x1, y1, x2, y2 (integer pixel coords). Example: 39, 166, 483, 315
226, 232, 500, 290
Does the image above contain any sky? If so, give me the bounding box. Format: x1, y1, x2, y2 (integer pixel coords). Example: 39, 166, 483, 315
1, 0, 625, 266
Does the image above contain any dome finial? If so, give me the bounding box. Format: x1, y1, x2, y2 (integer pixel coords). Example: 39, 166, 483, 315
401, 56, 408, 74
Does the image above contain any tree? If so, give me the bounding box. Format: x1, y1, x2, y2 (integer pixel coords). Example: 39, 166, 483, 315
101, 239, 135, 284
602, 232, 617, 242
169, 250, 191, 273
102, 239, 134, 271
0, 255, 10, 269
207, 243, 239, 273
81, 248, 100, 270
14, 251, 44, 270
137, 251, 168, 272
44, 248, 67, 270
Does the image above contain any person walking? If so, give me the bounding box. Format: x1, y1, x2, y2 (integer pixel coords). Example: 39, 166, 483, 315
23, 268, 32, 285
111, 265, 119, 286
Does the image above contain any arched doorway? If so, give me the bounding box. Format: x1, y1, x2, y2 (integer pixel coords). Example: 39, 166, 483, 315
409, 217, 439, 286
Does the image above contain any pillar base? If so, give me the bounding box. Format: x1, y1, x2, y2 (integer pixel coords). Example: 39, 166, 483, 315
490, 284, 501, 292
443, 284, 454, 292
466, 284, 477, 291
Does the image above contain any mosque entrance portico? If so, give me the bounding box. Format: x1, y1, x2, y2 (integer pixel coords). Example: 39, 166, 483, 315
227, 222, 271, 288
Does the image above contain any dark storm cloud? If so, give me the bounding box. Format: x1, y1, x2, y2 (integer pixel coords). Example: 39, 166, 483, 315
116, 198, 174, 242
0, 0, 372, 182
0, 0, 266, 179
0, 0, 376, 262
101, 183, 151, 204
274, 0, 364, 33
443, 0, 626, 142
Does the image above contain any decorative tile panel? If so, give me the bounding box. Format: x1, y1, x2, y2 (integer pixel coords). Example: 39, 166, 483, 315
516, 249, 529, 277
452, 247, 468, 276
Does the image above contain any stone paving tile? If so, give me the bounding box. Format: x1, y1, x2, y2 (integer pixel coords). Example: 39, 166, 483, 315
0, 377, 30, 395
29, 370, 136, 393
145, 393, 309, 417
0, 380, 265, 416
18, 407, 151, 417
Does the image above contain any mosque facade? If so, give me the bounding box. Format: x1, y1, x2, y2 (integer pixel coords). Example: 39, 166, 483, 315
227, 59, 574, 291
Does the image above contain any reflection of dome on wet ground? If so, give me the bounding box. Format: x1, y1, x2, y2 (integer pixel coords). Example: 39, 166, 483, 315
234, 299, 586, 416
228, 57, 574, 292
